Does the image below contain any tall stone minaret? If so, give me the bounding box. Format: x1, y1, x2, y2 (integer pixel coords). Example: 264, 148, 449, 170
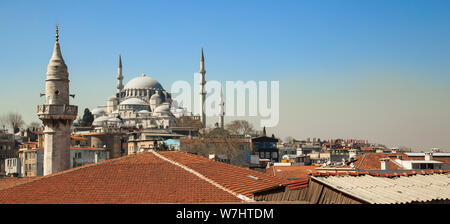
37, 25, 78, 175
116, 54, 124, 93
218, 83, 225, 128
199, 48, 207, 128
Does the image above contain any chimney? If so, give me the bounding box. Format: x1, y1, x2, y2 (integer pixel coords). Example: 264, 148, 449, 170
425, 152, 433, 161
380, 158, 390, 170
349, 149, 357, 159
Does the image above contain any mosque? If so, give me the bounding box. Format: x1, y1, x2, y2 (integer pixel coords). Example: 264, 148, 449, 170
90, 49, 215, 130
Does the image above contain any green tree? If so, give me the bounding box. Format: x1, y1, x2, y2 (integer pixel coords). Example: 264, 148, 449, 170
79, 108, 94, 127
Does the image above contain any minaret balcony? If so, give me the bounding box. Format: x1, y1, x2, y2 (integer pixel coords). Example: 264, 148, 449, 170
37, 104, 78, 120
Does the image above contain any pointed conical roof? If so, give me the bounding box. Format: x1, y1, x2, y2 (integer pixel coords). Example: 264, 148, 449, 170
46, 25, 68, 79
199, 47, 206, 73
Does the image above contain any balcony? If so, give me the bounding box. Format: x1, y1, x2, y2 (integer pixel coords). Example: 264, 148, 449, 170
37, 104, 78, 120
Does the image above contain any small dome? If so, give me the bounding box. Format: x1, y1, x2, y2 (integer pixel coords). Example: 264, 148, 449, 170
124, 76, 164, 90
91, 108, 106, 115
108, 117, 121, 122
120, 98, 147, 105
150, 93, 161, 100
154, 103, 171, 113
138, 110, 151, 114
92, 116, 110, 126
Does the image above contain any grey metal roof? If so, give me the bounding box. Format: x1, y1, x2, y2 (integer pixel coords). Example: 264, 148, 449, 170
405, 152, 450, 157
312, 173, 450, 204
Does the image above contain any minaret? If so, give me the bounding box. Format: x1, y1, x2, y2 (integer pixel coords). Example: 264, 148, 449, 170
218, 83, 225, 128
37, 25, 78, 175
199, 48, 207, 128
116, 54, 124, 93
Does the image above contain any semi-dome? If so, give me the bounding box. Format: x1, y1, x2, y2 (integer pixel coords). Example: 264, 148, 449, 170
91, 108, 106, 115
92, 116, 110, 126
138, 110, 151, 114
124, 75, 164, 90
150, 92, 162, 100
120, 98, 147, 105
108, 117, 121, 122
153, 103, 171, 113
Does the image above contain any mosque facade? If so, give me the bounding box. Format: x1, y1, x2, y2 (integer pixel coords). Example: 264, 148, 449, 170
91, 51, 207, 129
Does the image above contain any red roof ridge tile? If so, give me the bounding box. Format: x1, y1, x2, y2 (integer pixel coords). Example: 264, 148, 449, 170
150, 150, 249, 202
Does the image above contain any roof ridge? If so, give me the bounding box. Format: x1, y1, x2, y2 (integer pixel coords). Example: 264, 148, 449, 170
151, 150, 251, 202
174, 151, 287, 182
356, 154, 367, 169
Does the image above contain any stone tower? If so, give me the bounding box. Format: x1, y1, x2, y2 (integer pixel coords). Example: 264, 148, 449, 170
37, 26, 78, 175
116, 54, 124, 93
218, 83, 225, 128
199, 48, 207, 128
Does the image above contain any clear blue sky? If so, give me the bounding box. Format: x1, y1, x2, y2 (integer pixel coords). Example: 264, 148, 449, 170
1, 0, 450, 151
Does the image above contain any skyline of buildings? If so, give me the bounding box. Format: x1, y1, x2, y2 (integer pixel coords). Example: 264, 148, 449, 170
1, 1, 450, 207
1, 1, 450, 151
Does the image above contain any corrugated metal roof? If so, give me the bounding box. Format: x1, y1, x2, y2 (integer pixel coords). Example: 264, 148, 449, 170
312, 173, 450, 204
405, 153, 450, 157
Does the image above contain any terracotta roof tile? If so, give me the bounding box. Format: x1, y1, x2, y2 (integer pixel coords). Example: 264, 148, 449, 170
0, 152, 243, 204
158, 151, 287, 197
0, 177, 37, 190
354, 153, 404, 170
266, 166, 316, 180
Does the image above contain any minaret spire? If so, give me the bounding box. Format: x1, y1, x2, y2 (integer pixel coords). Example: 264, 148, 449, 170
116, 54, 124, 93
218, 82, 225, 128
55, 24, 59, 42
199, 47, 206, 73
38, 26, 77, 175
199, 47, 207, 128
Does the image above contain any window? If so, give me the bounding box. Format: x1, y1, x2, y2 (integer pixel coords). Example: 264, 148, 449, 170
272, 152, 278, 159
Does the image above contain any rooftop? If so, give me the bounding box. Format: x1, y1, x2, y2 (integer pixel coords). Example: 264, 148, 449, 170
0, 151, 287, 204
311, 171, 450, 204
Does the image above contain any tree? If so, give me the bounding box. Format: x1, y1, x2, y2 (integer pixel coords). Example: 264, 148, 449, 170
1, 112, 25, 133
27, 121, 42, 131
284, 136, 295, 144
225, 120, 257, 136
79, 108, 94, 127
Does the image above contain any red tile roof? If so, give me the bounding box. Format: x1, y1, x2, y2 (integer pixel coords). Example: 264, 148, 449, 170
354, 153, 405, 170
360, 147, 374, 151
266, 166, 316, 180
71, 135, 88, 141
0, 152, 244, 204
0, 177, 37, 190
0, 151, 289, 204
158, 151, 288, 198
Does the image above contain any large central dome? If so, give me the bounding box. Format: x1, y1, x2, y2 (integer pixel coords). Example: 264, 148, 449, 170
124, 74, 164, 90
